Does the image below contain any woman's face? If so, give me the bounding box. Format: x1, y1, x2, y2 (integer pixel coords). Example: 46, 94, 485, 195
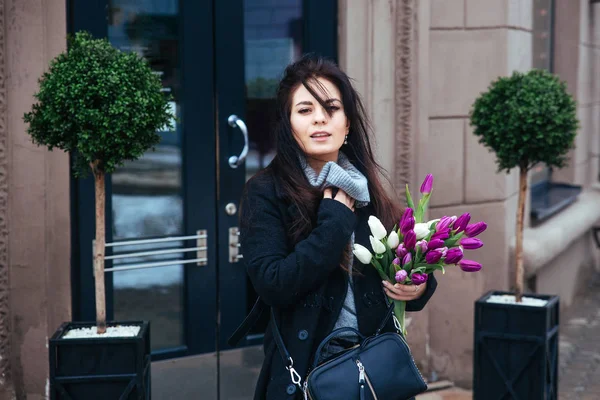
290, 77, 348, 163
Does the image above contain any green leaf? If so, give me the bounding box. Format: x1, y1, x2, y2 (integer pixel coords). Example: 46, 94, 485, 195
371, 257, 392, 283
405, 184, 415, 210
425, 264, 446, 274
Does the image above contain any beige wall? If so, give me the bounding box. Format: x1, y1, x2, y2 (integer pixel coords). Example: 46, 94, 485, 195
340, 0, 600, 389
3, 0, 71, 398
528, 0, 600, 308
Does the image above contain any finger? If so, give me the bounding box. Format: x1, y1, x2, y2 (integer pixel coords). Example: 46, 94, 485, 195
334, 188, 347, 200
336, 189, 355, 208
384, 281, 405, 296
384, 288, 413, 301
323, 188, 333, 198
395, 283, 420, 293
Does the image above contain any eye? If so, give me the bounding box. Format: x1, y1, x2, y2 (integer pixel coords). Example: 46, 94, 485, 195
298, 108, 311, 114
328, 106, 340, 112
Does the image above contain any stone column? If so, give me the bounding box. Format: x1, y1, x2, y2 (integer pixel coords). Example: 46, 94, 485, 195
339, 0, 432, 374
4, 0, 71, 398
424, 0, 531, 387
0, 0, 13, 397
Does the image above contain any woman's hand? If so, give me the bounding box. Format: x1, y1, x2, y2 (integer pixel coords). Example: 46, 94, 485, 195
324, 188, 355, 212
383, 281, 426, 301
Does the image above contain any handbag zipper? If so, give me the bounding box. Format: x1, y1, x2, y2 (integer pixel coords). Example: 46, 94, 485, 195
395, 333, 426, 383
356, 360, 378, 400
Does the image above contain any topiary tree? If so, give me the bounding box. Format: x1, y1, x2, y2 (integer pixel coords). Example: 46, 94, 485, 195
469, 69, 578, 302
24, 31, 174, 333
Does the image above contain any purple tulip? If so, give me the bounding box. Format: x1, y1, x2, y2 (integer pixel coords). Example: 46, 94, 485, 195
411, 273, 429, 285
416, 240, 428, 253
465, 221, 488, 238
400, 208, 415, 235
428, 238, 445, 250
460, 237, 484, 250
420, 174, 434, 194
454, 213, 471, 233
393, 257, 401, 265
402, 253, 412, 266
395, 270, 408, 283
436, 216, 456, 232
404, 230, 417, 250
431, 229, 450, 241
396, 244, 408, 258
459, 259, 482, 272
425, 250, 443, 264
444, 247, 463, 264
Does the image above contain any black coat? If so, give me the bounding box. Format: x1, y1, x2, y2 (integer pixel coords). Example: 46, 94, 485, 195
240, 171, 437, 400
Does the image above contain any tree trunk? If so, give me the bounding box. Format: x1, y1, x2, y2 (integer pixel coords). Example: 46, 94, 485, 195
515, 166, 528, 303
93, 164, 107, 334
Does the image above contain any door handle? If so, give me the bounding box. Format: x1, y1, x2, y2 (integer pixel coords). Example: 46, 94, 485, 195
228, 114, 249, 169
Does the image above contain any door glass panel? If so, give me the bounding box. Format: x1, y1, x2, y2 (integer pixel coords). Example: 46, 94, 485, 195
108, 0, 183, 351
244, 0, 304, 182
243, 0, 304, 335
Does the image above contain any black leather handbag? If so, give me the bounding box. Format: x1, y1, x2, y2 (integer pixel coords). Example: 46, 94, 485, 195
270, 304, 428, 400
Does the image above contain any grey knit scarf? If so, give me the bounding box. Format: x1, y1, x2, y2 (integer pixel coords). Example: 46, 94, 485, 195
300, 152, 370, 207
301, 151, 368, 353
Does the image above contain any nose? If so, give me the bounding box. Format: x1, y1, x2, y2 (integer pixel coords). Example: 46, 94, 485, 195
313, 106, 328, 125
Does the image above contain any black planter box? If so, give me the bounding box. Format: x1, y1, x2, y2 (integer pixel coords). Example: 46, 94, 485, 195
49, 321, 150, 400
473, 291, 559, 400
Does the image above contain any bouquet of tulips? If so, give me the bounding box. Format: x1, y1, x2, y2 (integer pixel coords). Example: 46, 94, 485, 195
352, 174, 487, 336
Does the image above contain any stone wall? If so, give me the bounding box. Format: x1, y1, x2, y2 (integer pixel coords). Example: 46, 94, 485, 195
2, 0, 71, 398
339, 0, 600, 388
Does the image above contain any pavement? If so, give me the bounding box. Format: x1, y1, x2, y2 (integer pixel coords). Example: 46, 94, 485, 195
415, 270, 600, 400
557, 272, 600, 399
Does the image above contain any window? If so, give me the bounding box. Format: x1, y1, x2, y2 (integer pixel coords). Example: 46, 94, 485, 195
529, 0, 582, 224
530, 0, 554, 188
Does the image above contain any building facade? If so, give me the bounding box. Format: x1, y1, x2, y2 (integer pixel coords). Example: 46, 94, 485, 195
1, 0, 599, 398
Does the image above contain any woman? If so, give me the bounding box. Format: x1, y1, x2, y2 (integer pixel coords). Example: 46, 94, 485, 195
239, 55, 437, 400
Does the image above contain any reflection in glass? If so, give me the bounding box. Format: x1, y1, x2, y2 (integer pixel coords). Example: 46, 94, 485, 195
113, 264, 184, 350
532, 0, 554, 71
108, 0, 183, 351
531, 0, 554, 184
243, 0, 304, 334
244, 0, 304, 181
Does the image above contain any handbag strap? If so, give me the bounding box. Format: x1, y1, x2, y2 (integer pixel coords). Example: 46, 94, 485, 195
270, 308, 303, 387
227, 297, 266, 347
270, 302, 397, 387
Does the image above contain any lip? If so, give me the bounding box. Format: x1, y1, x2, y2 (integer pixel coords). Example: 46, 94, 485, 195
310, 131, 332, 138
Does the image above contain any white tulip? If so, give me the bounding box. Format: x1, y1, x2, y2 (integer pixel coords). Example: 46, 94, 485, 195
369, 235, 386, 254
414, 223, 430, 240
353, 244, 373, 264
427, 218, 440, 229
368, 216, 387, 240
387, 231, 400, 249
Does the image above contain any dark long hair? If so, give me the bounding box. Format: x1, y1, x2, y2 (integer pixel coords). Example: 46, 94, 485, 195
254, 55, 401, 258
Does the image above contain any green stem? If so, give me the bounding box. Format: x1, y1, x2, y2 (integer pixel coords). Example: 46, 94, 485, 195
393, 299, 407, 337
372, 258, 393, 283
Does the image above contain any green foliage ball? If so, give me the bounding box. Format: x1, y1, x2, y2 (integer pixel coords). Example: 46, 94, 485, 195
469, 69, 578, 174
24, 31, 174, 176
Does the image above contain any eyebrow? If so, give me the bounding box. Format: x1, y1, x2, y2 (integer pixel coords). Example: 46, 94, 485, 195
295, 98, 341, 107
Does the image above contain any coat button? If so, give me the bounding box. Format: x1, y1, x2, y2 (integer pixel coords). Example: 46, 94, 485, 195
298, 330, 309, 341
286, 384, 297, 395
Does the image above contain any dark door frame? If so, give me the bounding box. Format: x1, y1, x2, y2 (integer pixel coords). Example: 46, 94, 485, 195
68, 0, 337, 360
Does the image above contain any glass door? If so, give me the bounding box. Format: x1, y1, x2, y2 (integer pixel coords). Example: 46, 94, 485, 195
215, 1, 337, 398
69, 0, 336, 398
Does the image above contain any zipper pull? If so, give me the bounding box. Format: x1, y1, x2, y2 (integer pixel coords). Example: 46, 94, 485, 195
356, 360, 365, 384
303, 381, 308, 400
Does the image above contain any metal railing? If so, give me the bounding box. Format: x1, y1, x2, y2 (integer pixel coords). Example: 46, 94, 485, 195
101, 231, 208, 273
